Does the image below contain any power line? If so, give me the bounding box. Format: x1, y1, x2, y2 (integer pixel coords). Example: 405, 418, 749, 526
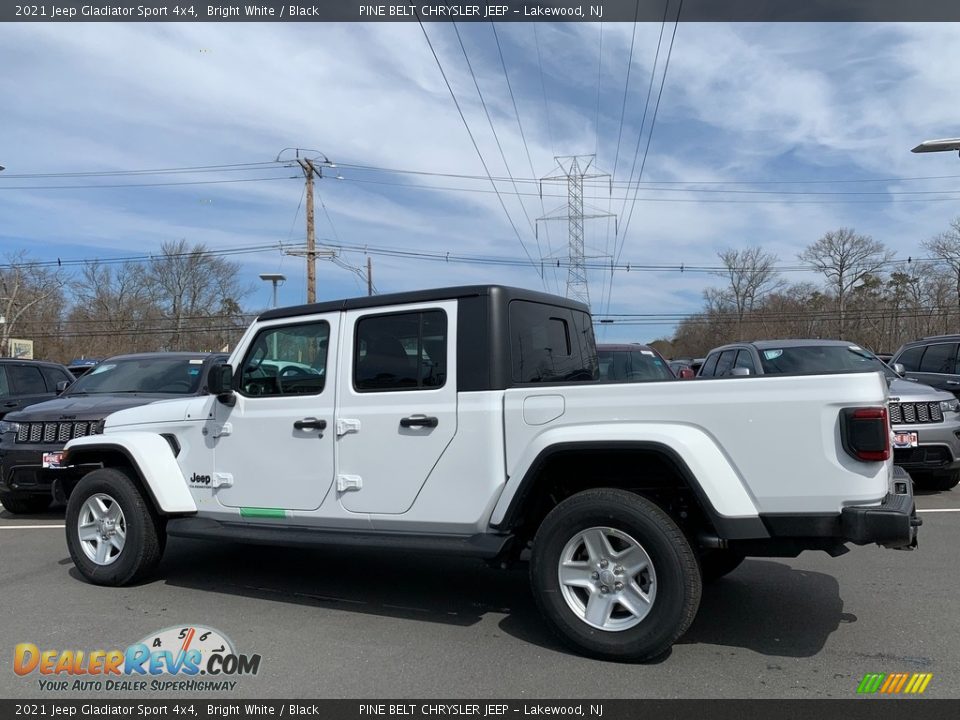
492, 23, 559, 295
0, 161, 281, 179
532, 23, 556, 156
411, 11, 543, 281
0, 175, 297, 191
611, 0, 642, 181
453, 22, 544, 289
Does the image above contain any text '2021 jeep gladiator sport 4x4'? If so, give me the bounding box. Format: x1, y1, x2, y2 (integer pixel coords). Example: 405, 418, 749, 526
58, 286, 919, 661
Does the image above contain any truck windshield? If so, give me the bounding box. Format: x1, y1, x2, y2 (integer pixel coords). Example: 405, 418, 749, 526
758, 346, 893, 376
598, 349, 674, 382
66, 357, 207, 395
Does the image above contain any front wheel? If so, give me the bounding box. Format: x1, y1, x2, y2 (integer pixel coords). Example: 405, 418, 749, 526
0, 490, 51, 515
530, 488, 702, 662
65, 467, 166, 586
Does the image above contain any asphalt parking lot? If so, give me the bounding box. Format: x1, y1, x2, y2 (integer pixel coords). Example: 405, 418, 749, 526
1, 491, 958, 700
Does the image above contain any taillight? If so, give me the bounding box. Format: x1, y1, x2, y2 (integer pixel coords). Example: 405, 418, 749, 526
840, 406, 890, 462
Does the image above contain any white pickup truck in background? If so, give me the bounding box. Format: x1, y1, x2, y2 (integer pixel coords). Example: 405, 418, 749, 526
58, 285, 919, 661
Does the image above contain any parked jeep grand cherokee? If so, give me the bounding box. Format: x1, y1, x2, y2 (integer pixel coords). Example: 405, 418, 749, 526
699, 339, 960, 491
0, 352, 226, 514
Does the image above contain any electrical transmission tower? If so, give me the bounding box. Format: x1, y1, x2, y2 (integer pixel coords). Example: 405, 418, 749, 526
536, 155, 616, 307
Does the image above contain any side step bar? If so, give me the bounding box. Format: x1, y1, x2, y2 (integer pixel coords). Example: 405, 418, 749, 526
166, 517, 513, 559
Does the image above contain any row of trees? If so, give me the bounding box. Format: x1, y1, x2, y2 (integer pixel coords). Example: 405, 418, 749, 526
655, 219, 960, 359
1, 240, 252, 363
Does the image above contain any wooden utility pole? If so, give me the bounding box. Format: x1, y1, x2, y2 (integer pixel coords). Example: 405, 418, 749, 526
298, 159, 318, 303
367, 256, 373, 296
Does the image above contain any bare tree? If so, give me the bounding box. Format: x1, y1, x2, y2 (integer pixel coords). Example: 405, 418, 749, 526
798, 228, 894, 339
142, 240, 252, 351
64, 261, 164, 358
0, 252, 66, 357
922, 217, 960, 318
714, 246, 782, 340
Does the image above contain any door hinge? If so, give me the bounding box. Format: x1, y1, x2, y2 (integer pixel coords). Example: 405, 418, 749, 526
336, 418, 361, 437
336, 474, 362, 492
213, 473, 233, 488
207, 422, 232, 438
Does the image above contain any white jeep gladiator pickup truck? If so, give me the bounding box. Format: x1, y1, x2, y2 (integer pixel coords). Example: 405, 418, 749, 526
60, 285, 919, 661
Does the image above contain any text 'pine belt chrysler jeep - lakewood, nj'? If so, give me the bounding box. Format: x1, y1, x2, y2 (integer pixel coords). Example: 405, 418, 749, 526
57, 286, 920, 661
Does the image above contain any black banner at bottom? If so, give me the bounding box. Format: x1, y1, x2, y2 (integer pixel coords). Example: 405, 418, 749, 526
3, 699, 959, 720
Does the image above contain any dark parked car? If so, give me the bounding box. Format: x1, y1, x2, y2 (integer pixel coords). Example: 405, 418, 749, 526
890, 335, 960, 398
0, 352, 227, 514
0, 359, 74, 421
597, 344, 678, 382
699, 339, 960, 491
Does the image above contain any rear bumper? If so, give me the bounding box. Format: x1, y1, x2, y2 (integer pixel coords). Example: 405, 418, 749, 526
840, 490, 921, 548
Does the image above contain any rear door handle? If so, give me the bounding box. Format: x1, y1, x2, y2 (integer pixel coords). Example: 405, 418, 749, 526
947, 380, 960, 386
294, 418, 327, 430
3, 402, 18, 408
400, 415, 438, 428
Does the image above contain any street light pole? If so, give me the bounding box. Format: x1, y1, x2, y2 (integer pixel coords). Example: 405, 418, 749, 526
911, 138, 960, 155
259, 273, 286, 309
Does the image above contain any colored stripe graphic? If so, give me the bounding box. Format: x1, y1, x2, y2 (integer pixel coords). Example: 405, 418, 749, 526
239, 507, 286, 518
857, 673, 932, 694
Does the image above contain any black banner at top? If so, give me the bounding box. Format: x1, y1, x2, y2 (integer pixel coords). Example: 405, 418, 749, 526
7, 0, 960, 23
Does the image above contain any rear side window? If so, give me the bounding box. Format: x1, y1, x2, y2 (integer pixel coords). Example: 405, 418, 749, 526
354, 310, 447, 392
700, 353, 720, 377
895, 346, 924, 371
918, 343, 959, 374
40, 366, 72, 391
509, 301, 598, 383
0, 367, 9, 398
8, 365, 46, 394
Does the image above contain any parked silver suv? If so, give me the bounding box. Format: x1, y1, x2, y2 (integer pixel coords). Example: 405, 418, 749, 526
699, 339, 960, 491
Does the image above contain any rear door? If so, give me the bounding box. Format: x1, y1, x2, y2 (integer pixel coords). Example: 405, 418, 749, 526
335, 301, 457, 515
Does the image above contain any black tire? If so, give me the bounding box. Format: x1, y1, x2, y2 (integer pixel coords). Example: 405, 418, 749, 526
698, 548, 745, 583
530, 488, 702, 662
912, 470, 960, 492
0, 491, 51, 515
65, 467, 166, 586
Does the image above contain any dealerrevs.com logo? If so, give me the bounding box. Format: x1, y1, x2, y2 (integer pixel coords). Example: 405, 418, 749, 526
14, 625, 261, 692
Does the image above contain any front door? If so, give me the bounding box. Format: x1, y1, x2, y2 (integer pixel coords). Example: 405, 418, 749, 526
336, 301, 458, 515
214, 314, 339, 512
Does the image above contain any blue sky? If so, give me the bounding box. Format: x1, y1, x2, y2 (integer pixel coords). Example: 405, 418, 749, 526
2, 22, 960, 342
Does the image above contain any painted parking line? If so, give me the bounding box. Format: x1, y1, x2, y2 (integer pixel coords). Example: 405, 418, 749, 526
0, 524, 66, 529
916, 508, 960, 513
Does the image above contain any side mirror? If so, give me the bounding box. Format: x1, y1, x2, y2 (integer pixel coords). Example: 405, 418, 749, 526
729, 367, 752, 376
56, 380, 71, 393
679, 368, 695, 379
208, 364, 235, 399
891, 363, 906, 375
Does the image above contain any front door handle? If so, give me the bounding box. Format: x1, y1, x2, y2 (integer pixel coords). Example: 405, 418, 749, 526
294, 418, 327, 431
400, 415, 438, 428
947, 380, 960, 386
3, 402, 18, 408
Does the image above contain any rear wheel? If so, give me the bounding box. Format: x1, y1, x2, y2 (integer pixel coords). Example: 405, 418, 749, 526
530, 488, 702, 662
912, 470, 960, 492
65, 467, 165, 586
0, 491, 51, 515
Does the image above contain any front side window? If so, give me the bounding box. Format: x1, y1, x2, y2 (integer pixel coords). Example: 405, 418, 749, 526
714, 350, 738, 377
41, 366, 72, 391
510, 301, 598, 383
238, 321, 329, 397
354, 310, 447, 392
734, 350, 758, 373
895, 346, 924, 371
699, 353, 720, 377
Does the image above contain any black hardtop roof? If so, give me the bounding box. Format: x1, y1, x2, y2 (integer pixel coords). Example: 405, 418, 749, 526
258, 284, 590, 321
